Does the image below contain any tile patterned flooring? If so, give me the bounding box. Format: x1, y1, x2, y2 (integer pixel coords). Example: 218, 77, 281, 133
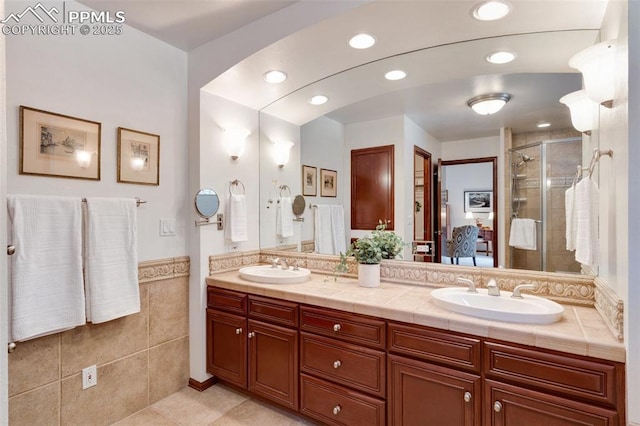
113, 384, 316, 426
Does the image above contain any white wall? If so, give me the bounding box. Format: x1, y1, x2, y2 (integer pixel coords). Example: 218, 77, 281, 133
5, 0, 189, 262
300, 116, 345, 243
444, 163, 493, 228
441, 136, 500, 160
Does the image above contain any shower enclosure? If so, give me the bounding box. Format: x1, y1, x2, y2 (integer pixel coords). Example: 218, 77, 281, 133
508, 137, 582, 272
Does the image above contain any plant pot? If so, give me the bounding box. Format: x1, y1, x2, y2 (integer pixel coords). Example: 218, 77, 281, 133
358, 263, 381, 288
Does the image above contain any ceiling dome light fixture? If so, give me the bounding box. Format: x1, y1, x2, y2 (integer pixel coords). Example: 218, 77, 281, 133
486, 51, 516, 64
472, 1, 512, 21
467, 93, 511, 115
309, 95, 328, 105
349, 33, 376, 49
384, 70, 407, 81
263, 70, 287, 84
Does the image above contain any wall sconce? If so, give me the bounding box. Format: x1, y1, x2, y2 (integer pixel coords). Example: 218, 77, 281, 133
467, 93, 511, 115
559, 90, 594, 135
223, 127, 251, 160
272, 140, 294, 168
568, 39, 616, 108
75, 150, 93, 168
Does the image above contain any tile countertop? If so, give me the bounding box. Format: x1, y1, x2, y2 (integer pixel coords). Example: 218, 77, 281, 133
206, 271, 625, 363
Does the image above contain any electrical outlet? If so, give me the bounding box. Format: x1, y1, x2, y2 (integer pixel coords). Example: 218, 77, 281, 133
82, 365, 97, 389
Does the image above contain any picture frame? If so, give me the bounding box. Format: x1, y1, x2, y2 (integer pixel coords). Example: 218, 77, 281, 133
320, 168, 337, 197
20, 106, 101, 180
117, 127, 160, 185
464, 190, 492, 212
302, 165, 317, 196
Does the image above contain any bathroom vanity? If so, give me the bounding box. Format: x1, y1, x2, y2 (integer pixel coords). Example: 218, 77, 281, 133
205, 271, 625, 426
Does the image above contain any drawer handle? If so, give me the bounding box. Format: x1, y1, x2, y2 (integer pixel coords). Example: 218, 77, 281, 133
235, 328, 242, 335
333, 324, 341, 332
333, 360, 342, 369
464, 392, 472, 403
493, 401, 502, 413
332, 405, 341, 415
248, 332, 255, 339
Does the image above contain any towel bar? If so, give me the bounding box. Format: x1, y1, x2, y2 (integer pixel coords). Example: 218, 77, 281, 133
81, 197, 147, 207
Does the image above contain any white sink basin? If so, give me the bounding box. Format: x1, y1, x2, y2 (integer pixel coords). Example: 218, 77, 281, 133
430, 287, 564, 324
239, 265, 311, 284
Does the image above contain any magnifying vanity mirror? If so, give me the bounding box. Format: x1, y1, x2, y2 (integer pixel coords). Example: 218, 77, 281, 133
292, 195, 306, 219
194, 188, 221, 228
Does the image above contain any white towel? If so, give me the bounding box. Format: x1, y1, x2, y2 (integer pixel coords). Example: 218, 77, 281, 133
314, 205, 334, 255
574, 177, 599, 267
509, 218, 537, 250
7, 195, 86, 341
84, 198, 140, 324
224, 194, 248, 242
565, 186, 577, 251
330, 205, 347, 255
277, 197, 294, 238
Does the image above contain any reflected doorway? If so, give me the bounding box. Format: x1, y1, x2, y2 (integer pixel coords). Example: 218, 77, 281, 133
413, 147, 433, 262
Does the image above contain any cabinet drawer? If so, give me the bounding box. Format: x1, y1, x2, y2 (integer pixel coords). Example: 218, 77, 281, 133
300, 373, 386, 426
300, 306, 386, 349
207, 287, 247, 315
301, 332, 385, 398
484, 342, 622, 408
388, 322, 481, 373
248, 296, 298, 328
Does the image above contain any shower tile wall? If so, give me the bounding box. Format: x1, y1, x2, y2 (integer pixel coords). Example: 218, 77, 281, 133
507, 129, 582, 272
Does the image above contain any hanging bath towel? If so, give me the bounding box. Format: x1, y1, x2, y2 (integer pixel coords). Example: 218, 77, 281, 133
574, 177, 599, 267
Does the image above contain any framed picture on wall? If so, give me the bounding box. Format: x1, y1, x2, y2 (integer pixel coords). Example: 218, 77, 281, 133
117, 127, 160, 185
320, 168, 337, 197
20, 106, 101, 180
464, 190, 492, 212
302, 165, 317, 196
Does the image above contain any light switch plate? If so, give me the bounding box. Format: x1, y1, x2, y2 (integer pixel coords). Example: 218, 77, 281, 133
160, 219, 176, 236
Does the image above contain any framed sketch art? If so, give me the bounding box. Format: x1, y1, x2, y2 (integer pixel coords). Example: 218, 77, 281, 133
302, 165, 317, 196
20, 106, 101, 180
117, 127, 160, 185
320, 168, 337, 197
464, 190, 492, 212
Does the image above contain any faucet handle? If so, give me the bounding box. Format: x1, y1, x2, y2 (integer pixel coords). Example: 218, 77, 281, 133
268, 258, 279, 268
458, 278, 477, 293
512, 284, 536, 299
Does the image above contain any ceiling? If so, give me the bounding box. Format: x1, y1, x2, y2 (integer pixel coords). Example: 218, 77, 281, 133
78, 0, 609, 141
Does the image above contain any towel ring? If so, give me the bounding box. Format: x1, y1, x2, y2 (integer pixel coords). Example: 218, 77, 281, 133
229, 179, 245, 196
279, 185, 292, 199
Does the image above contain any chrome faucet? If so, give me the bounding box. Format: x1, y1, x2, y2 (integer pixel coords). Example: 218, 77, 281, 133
487, 279, 500, 296
512, 284, 536, 299
269, 258, 279, 268
278, 258, 290, 270
458, 278, 477, 293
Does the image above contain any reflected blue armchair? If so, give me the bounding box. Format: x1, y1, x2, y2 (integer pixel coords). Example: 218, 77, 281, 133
445, 225, 479, 266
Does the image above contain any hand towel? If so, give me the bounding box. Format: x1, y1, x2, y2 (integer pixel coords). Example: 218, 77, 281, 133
565, 186, 576, 251
224, 194, 248, 242
277, 197, 294, 238
84, 198, 140, 324
330, 205, 347, 255
509, 218, 537, 250
7, 195, 86, 341
574, 177, 599, 267
314, 205, 334, 255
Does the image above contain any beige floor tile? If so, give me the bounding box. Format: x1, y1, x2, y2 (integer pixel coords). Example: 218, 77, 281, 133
113, 407, 179, 426
152, 385, 249, 425
209, 399, 313, 426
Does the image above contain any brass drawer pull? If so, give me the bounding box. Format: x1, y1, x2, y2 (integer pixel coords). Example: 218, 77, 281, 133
332, 405, 341, 415
333, 324, 341, 332
333, 360, 342, 369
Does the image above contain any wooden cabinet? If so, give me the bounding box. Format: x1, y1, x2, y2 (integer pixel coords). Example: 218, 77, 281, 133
206, 309, 247, 387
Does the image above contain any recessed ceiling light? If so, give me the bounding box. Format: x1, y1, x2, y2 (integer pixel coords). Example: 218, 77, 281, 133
486, 51, 516, 64
263, 70, 287, 84
471, 1, 512, 21
349, 33, 376, 49
537, 122, 551, 128
467, 93, 511, 115
309, 95, 328, 105
385, 70, 407, 81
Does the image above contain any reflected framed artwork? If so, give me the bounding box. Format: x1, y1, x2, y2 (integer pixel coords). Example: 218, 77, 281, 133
20, 106, 101, 180
302, 165, 317, 196
320, 168, 337, 197
464, 190, 492, 212
117, 127, 160, 185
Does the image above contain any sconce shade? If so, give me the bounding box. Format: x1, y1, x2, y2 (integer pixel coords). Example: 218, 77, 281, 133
559, 90, 594, 133
467, 93, 511, 115
272, 140, 294, 167
568, 39, 616, 106
223, 127, 251, 160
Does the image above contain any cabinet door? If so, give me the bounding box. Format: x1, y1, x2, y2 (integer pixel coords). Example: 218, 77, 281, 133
206, 309, 247, 388
248, 319, 299, 411
485, 379, 618, 426
388, 354, 480, 426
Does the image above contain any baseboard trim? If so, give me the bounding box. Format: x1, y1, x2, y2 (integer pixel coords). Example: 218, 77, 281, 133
188, 376, 216, 392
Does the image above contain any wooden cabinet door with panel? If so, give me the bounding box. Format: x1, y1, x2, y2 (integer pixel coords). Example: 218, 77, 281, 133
206, 309, 247, 388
